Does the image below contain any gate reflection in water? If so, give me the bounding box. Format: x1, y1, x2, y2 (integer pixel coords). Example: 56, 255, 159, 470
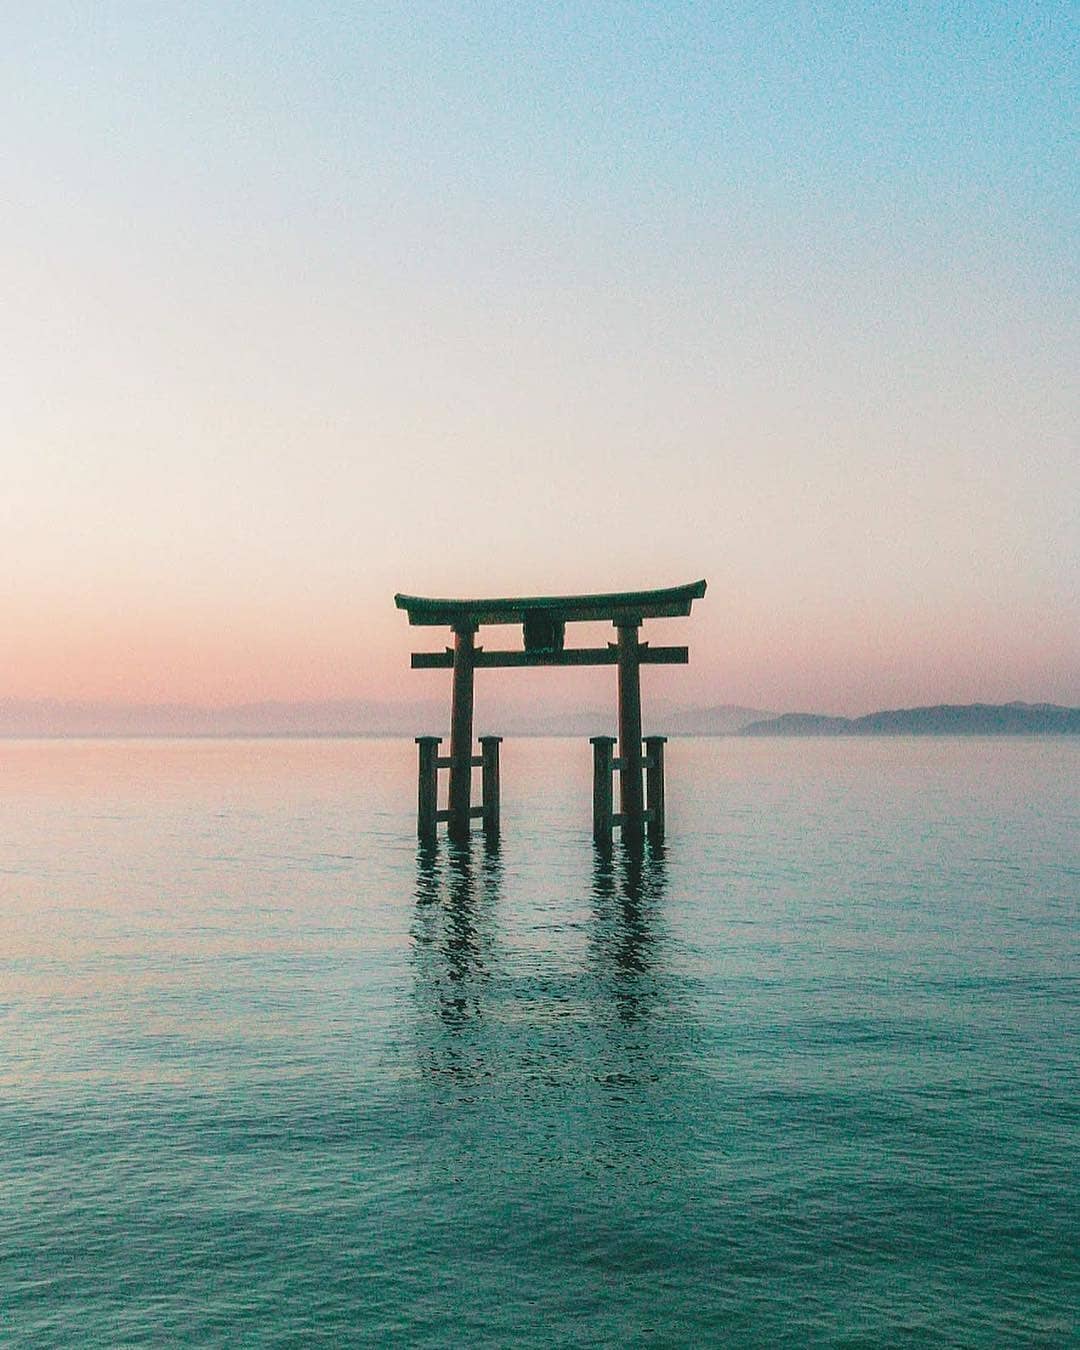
409, 838, 689, 1129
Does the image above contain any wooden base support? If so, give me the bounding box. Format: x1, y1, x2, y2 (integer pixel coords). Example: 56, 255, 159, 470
590, 736, 615, 844
591, 734, 667, 846
416, 733, 501, 843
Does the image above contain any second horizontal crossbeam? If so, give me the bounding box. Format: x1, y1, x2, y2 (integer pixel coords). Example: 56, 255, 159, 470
411, 645, 689, 669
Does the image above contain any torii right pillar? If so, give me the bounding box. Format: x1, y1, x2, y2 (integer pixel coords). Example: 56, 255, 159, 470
616, 619, 645, 846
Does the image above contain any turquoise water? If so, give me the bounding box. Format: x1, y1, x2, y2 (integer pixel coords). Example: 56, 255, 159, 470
1, 736, 1076, 1346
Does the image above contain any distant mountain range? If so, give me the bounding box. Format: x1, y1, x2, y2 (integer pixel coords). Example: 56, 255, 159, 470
502, 705, 770, 737
1, 699, 1075, 738
0, 699, 770, 738
0, 699, 442, 738
741, 703, 1080, 736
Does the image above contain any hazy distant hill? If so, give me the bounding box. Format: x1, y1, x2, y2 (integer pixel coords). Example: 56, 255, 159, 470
0, 699, 771, 738
494, 705, 771, 736
659, 705, 773, 735
0, 699, 445, 738
741, 703, 1080, 736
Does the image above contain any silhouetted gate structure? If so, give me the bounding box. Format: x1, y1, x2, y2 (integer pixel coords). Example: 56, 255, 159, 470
395, 580, 706, 846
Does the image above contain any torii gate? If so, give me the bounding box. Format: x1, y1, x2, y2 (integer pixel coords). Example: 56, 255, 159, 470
395, 579, 706, 846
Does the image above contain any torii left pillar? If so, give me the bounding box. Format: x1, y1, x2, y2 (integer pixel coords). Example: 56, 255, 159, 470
447, 621, 476, 842
616, 619, 645, 846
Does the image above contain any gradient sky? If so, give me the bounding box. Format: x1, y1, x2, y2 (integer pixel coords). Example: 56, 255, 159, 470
4, 1, 1077, 715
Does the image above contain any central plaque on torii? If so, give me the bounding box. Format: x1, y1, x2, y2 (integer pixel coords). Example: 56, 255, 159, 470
395, 579, 706, 846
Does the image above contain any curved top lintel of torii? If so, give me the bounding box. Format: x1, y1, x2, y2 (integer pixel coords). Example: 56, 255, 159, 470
394, 579, 706, 628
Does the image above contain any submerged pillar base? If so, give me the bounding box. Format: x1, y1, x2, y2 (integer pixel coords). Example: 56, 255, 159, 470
591, 734, 667, 847
414, 734, 501, 843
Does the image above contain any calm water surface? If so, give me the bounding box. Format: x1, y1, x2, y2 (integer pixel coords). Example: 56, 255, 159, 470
1, 737, 1076, 1346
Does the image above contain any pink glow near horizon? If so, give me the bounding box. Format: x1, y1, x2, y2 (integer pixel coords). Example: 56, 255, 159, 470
5, 591, 1076, 718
